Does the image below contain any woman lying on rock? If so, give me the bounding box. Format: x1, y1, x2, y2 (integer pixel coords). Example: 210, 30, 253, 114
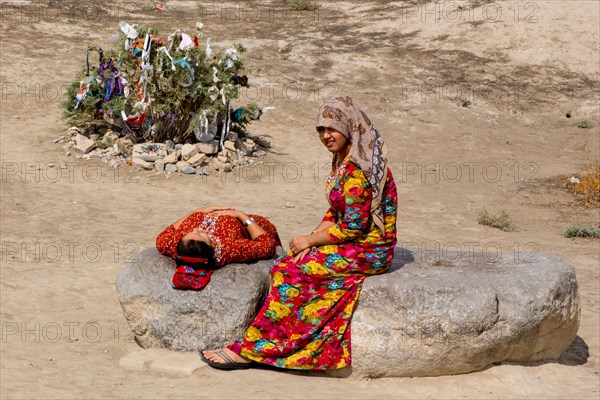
156, 206, 281, 289
201, 95, 398, 370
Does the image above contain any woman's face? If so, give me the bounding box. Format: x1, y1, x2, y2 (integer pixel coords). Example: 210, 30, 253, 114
182, 228, 213, 247
318, 126, 349, 156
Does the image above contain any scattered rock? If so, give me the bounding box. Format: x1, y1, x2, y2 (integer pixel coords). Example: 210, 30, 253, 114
115, 138, 133, 147
224, 141, 236, 151
103, 131, 119, 142
163, 152, 179, 164
174, 144, 183, 150
132, 157, 154, 170
154, 159, 165, 172
255, 136, 271, 148
139, 154, 161, 162
284, 201, 295, 208
195, 167, 208, 175
165, 140, 175, 149
236, 138, 256, 155
89, 134, 100, 141
187, 153, 206, 167
181, 166, 195, 174
67, 127, 81, 136
227, 131, 238, 142
165, 164, 177, 174
112, 143, 124, 156
196, 140, 219, 155
133, 143, 166, 162
228, 150, 239, 162
211, 160, 221, 171
252, 150, 266, 157
181, 144, 198, 161
175, 161, 190, 172
73, 134, 96, 154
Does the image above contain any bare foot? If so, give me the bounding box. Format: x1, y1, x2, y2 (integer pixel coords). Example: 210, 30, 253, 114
202, 348, 251, 365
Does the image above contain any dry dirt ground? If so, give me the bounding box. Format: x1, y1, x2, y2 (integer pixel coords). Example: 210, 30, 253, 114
1, 0, 599, 398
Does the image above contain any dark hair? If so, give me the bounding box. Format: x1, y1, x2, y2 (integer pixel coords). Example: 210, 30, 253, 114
176, 239, 215, 264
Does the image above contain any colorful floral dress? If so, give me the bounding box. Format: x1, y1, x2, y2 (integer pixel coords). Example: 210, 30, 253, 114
156, 212, 281, 266
228, 160, 398, 369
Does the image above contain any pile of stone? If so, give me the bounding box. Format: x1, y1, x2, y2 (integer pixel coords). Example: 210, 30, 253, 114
55, 127, 271, 175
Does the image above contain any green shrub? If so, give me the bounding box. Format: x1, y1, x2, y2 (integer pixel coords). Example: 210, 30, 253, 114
562, 224, 600, 238
284, 0, 317, 11
62, 24, 258, 143
477, 209, 516, 232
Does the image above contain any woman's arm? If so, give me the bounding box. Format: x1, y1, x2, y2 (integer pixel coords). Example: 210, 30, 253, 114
312, 220, 336, 234
213, 210, 277, 264
172, 206, 233, 229
213, 210, 267, 239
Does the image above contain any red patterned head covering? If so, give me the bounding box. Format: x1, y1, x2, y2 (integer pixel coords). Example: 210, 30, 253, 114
172, 255, 215, 290
316, 95, 389, 232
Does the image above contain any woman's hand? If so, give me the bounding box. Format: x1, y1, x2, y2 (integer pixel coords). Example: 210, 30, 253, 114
212, 209, 244, 219
292, 247, 312, 263
173, 206, 234, 229
289, 235, 311, 256
196, 206, 235, 213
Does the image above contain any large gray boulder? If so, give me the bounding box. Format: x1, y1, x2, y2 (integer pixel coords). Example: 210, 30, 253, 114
116, 247, 579, 378
115, 247, 271, 351
347, 249, 580, 378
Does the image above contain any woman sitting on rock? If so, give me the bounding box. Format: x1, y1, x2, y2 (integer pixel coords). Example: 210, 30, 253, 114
156, 206, 281, 289
201, 95, 398, 370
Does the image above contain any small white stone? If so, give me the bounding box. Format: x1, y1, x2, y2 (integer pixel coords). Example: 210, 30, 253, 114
187, 153, 206, 167
163, 152, 179, 164
196, 140, 219, 155
181, 166, 195, 174
73, 134, 96, 154
132, 157, 154, 169
224, 140, 236, 151
181, 143, 198, 160
176, 160, 191, 172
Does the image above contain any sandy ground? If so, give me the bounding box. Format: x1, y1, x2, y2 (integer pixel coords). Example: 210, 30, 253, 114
1, 0, 599, 398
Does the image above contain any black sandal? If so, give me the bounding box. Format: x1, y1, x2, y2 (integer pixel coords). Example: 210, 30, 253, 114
199, 349, 254, 370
